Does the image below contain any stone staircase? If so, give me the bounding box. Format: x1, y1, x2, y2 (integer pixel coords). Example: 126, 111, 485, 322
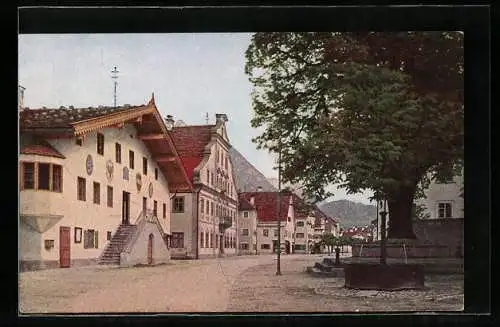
98, 224, 138, 265
306, 257, 345, 278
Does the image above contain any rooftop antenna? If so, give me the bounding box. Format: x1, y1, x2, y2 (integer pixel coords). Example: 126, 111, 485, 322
111, 66, 119, 107
205, 112, 209, 125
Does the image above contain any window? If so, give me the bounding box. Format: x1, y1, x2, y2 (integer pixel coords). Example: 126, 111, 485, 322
243, 211, 249, 218
93, 182, 100, 204
21, 162, 35, 189
211, 173, 214, 185
107, 186, 113, 207
129, 150, 134, 169
200, 231, 204, 248
77, 177, 86, 201
210, 202, 214, 215
296, 233, 305, 238
171, 232, 184, 248
143, 157, 148, 175
240, 243, 249, 250
106, 231, 112, 241
438, 202, 452, 218
38, 163, 50, 190
242, 229, 249, 236
115, 143, 121, 163
52, 165, 62, 192
295, 244, 306, 251
163, 203, 166, 218
296, 221, 304, 227
200, 199, 204, 213
263, 229, 269, 237
225, 156, 228, 169
261, 244, 270, 250
206, 201, 210, 215
76, 138, 82, 146
274, 229, 278, 237
97, 133, 104, 155
83, 229, 98, 249
153, 200, 158, 217
155, 168, 158, 180
173, 197, 185, 213
205, 231, 209, 248
143, 197, 147, 213
207, 169, 210, 184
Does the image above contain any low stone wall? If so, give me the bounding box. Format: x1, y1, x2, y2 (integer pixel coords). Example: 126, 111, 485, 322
352, 218, 464, 258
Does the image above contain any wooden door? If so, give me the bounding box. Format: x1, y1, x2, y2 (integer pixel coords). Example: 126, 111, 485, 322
148, 234, 154, 265
59, 226, 71, 268
122, 191, 130, 224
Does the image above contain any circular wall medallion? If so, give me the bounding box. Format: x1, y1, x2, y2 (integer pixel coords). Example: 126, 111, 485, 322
136, 173, 143, 191
106, 160, 114, 181
86, 155, 93, 175
148, 182, 153, 198
123, 167, 129, 180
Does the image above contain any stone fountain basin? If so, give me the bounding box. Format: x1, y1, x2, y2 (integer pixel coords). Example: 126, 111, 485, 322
344, 263, 425, 291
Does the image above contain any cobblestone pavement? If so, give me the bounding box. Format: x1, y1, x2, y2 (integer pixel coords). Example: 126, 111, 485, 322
19, 254, 463, 313
227, 256, 464, 312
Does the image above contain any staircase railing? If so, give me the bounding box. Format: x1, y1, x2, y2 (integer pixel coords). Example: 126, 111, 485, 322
122, 210, 169, 253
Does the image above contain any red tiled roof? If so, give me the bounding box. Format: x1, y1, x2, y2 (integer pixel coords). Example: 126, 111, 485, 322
170, 125, 214, 182
238, 197, 255, 210
20, 140, 65, 158
239, 192, 290, 222
20, 105, 144, 129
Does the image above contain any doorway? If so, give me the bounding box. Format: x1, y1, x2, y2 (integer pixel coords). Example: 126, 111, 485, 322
148, 233, 154, 265
122, 191, 130, 224
59, 226, 71, 268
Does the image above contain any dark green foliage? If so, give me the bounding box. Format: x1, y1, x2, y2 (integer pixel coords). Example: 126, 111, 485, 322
245, 32, 463, 238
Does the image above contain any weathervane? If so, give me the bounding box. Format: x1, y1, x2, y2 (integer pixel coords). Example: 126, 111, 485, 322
111, 66, 119, 108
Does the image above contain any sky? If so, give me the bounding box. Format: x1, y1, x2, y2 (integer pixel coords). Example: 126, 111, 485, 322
18, 33, 374, 205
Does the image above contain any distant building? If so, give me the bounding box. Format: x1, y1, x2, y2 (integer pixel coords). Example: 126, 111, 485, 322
417, 170, 464, 219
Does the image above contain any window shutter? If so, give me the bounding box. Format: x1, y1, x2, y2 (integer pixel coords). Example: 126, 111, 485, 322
94, 230, 99, 248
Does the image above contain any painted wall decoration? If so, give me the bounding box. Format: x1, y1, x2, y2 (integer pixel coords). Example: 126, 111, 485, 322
136, 173, 143, 191
106, 160, 114, 181
86, 154, 93, 175
148, 182, 153, 198
74, 227, 82, 243
123, 167, 129, 181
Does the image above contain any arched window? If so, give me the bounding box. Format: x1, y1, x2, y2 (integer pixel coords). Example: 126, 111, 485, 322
200, 231, 204, 248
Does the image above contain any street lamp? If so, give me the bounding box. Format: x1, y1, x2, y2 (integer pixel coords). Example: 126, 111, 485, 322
276, 145, 282, 276
379, 199, 388, 265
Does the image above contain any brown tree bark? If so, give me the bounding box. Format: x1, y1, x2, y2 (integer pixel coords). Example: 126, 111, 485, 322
387, 185, 417, 239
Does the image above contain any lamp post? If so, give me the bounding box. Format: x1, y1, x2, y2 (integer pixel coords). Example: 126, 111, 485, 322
379, 199, 388, 265
276, 145, 282, 276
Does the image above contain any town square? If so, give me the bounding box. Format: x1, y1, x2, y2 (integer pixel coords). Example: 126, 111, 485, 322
18, 29, 465, 314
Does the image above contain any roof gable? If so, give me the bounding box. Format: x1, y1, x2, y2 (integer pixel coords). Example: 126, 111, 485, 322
239, 192, 290, 222
19, 94, 193, 193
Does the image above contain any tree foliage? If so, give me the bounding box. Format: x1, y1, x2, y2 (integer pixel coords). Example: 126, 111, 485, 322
245, 32, 463, 238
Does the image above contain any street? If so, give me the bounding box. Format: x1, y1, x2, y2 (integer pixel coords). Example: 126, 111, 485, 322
19, 254, 463, 313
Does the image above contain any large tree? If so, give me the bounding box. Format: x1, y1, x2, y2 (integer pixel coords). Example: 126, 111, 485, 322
245, 32, 463, 239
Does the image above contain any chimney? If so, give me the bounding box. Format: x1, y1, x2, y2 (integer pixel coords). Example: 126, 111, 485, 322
19, 85, 25, 109
250, 196, 255, 205
215, 113, 228, 123
256, 186, 263, 192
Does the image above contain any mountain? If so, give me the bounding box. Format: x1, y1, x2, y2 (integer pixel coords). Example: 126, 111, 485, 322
229, 147, 278, 193
319, 200, 377, 228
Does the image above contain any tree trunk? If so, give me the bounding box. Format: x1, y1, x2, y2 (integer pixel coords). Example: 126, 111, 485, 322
387, 186, 417, 239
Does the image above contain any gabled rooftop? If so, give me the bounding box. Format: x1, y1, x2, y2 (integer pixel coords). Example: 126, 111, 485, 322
239, 192, 291, 222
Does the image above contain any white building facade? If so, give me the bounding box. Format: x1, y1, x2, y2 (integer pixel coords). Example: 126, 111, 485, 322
169, 114, 239, 259
19, 96, 191, 271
